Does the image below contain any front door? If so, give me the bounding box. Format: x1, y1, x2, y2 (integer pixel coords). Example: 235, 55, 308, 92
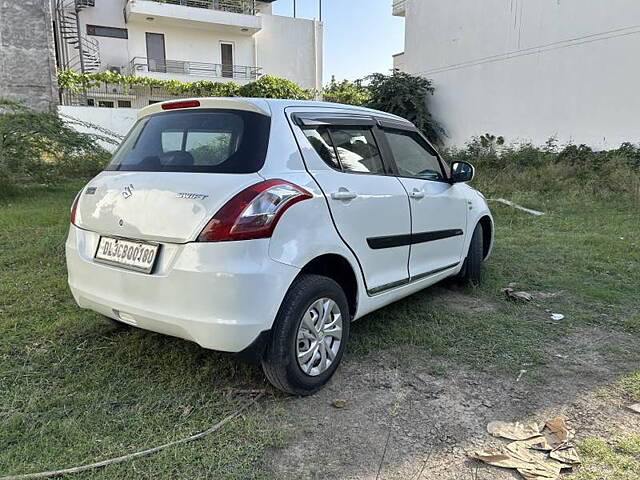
291, 112, 412, 294
145, 33, 166, 73
383, 127, 468, 279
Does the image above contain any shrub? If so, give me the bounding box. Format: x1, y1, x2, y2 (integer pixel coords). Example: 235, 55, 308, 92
443, 137, 640, 202
365, 72, 444, 144
237, 75, 312, 100
323, 76, 371, 105
0, 99, 114, 189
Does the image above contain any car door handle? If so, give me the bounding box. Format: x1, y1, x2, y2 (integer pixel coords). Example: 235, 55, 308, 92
331, 189, 358, 201
409, 188, 425, 200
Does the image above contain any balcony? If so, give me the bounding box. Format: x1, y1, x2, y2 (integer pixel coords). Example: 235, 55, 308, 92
125, 0, 262, 34
129, 57, 262, 83
392, 0, 406, 17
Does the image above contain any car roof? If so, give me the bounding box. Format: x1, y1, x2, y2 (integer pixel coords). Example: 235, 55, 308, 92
137, 97, 411, 125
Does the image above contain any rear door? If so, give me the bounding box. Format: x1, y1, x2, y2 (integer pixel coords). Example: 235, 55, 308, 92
289, 111, 411, 294
380, 124, 468, 279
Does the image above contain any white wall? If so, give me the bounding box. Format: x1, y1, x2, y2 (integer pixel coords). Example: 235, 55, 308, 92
127, 20, 256, 67
77, 0, 130, 70
399, 0, 640, 149
72, 0, 322, 90
256, 14, 323, 91
59, 105, 137, 151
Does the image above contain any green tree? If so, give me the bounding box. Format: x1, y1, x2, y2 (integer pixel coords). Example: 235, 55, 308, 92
365, 72, 444, 144
237, 75, 312, 100
322, 76, 371, 105
0, 99, 114, 189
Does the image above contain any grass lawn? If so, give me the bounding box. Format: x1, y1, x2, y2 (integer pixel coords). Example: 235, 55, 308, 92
1, 182, 638, 478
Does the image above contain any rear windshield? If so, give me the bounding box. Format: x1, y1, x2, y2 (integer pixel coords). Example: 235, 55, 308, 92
106, 109, 271, 173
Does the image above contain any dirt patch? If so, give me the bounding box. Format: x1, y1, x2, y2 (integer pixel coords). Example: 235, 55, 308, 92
427, 285, 496, 315
266, 326, 640, 479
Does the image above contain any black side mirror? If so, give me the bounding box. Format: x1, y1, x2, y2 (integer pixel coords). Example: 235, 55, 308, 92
451, 161, 475, 183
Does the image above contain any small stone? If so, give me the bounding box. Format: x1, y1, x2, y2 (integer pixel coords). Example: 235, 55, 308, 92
331, 399, 347, 409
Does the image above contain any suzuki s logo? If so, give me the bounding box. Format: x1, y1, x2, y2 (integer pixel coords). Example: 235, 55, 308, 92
122, 184, 134, 199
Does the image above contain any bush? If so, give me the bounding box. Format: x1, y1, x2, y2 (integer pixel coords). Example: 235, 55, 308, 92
442, 137, 640, 202
237, 75, 312, 100
0, 99, 114, 190
365, 72, 444, 144
323, 76, 371, 105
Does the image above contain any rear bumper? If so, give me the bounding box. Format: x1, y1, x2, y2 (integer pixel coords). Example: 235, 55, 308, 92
65, 225, 300, 352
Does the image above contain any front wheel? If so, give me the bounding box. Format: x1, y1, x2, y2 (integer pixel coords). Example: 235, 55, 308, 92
457, 222, 485, 285
262, 274, 350, 396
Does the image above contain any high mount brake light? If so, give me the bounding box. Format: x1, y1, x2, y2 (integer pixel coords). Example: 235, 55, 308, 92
197, 180, 312, 242
161, 100, 201, 110
70, 191, 81, 226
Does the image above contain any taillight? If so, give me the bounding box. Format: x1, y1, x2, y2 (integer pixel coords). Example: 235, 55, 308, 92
197, 180, 312, 242
70, 191, 81, 226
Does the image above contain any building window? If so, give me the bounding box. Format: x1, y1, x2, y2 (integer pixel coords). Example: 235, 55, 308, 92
149, 100, 161, 105
117, 100, 132, 108
98, 100, 114, 108
87, 25, 128, 39
86, 99, 95, 106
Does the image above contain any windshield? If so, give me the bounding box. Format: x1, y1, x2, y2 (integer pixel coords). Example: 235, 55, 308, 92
106, 109, 271, 173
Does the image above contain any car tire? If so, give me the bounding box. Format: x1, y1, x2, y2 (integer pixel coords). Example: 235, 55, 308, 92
262, 274, 350, 396
102, 315, 131, 330
458, 222, 484, 285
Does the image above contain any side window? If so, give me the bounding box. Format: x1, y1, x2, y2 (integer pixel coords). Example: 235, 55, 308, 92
385, 129, 444, 181
331, 127, 385, 174
303, 127, 341, 170
303, 125, 385, 175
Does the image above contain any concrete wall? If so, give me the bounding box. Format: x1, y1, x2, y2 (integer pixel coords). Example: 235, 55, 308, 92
397, 0, 640, 148
0, 0, 58, 110
256, 14, 323, 91
59, 105, 137, 151
72, 0, 322, 89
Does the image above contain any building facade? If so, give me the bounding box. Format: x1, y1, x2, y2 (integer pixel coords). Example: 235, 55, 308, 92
53, 0, 323, 107
394, 0, 640, 148
0, 0, 58, 110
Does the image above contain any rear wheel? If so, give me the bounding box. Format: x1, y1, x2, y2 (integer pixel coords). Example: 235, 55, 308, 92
458, 222, 485, 285
262, 274, 350, 396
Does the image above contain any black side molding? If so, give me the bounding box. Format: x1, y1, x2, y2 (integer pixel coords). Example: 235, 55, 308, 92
367, 229, 463, 250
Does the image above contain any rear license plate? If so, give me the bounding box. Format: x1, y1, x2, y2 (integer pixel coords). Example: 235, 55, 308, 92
94, 236, 159, 274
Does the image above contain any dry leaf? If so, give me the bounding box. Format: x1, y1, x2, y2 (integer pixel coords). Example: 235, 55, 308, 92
331, 399, 347, 409
627, 403, 640, 414
550, 446, 581, 465
487, 420, 544, 440
544, 417, 575, 448
470, 447, 533, 470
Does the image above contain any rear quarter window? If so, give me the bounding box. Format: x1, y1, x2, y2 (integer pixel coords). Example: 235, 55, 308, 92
107, 109, 271, 173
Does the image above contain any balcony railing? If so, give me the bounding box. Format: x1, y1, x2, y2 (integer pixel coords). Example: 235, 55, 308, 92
137, 0, 258, 15
130, 57, 262, 80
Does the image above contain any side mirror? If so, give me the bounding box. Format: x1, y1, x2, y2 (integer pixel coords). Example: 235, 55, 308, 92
451, 161, 475, 183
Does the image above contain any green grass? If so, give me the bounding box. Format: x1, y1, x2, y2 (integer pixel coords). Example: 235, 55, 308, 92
573, 436, 640, 480
1, 183, 639, 478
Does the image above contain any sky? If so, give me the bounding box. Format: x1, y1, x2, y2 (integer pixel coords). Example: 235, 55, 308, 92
272, 0, 405, 83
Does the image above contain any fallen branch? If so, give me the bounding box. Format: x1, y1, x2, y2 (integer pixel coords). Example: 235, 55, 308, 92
0, 393, 264, 480
489, 198, 546, 216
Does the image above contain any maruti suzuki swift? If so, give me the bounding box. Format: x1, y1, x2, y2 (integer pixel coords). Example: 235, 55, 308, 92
66, 98, 493, 395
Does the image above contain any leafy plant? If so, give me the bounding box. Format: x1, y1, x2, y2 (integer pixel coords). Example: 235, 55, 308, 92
237, 75, 312, 100
364, 72, 444, 144
323, 76, 371, 105
0, 99, 115, 190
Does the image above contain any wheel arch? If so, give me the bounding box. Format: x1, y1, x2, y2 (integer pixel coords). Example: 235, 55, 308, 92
478, 215, 494, 260
298, 254, 359, 319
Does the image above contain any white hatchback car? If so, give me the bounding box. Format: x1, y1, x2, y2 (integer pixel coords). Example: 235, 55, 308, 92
66, 98, 493, 395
